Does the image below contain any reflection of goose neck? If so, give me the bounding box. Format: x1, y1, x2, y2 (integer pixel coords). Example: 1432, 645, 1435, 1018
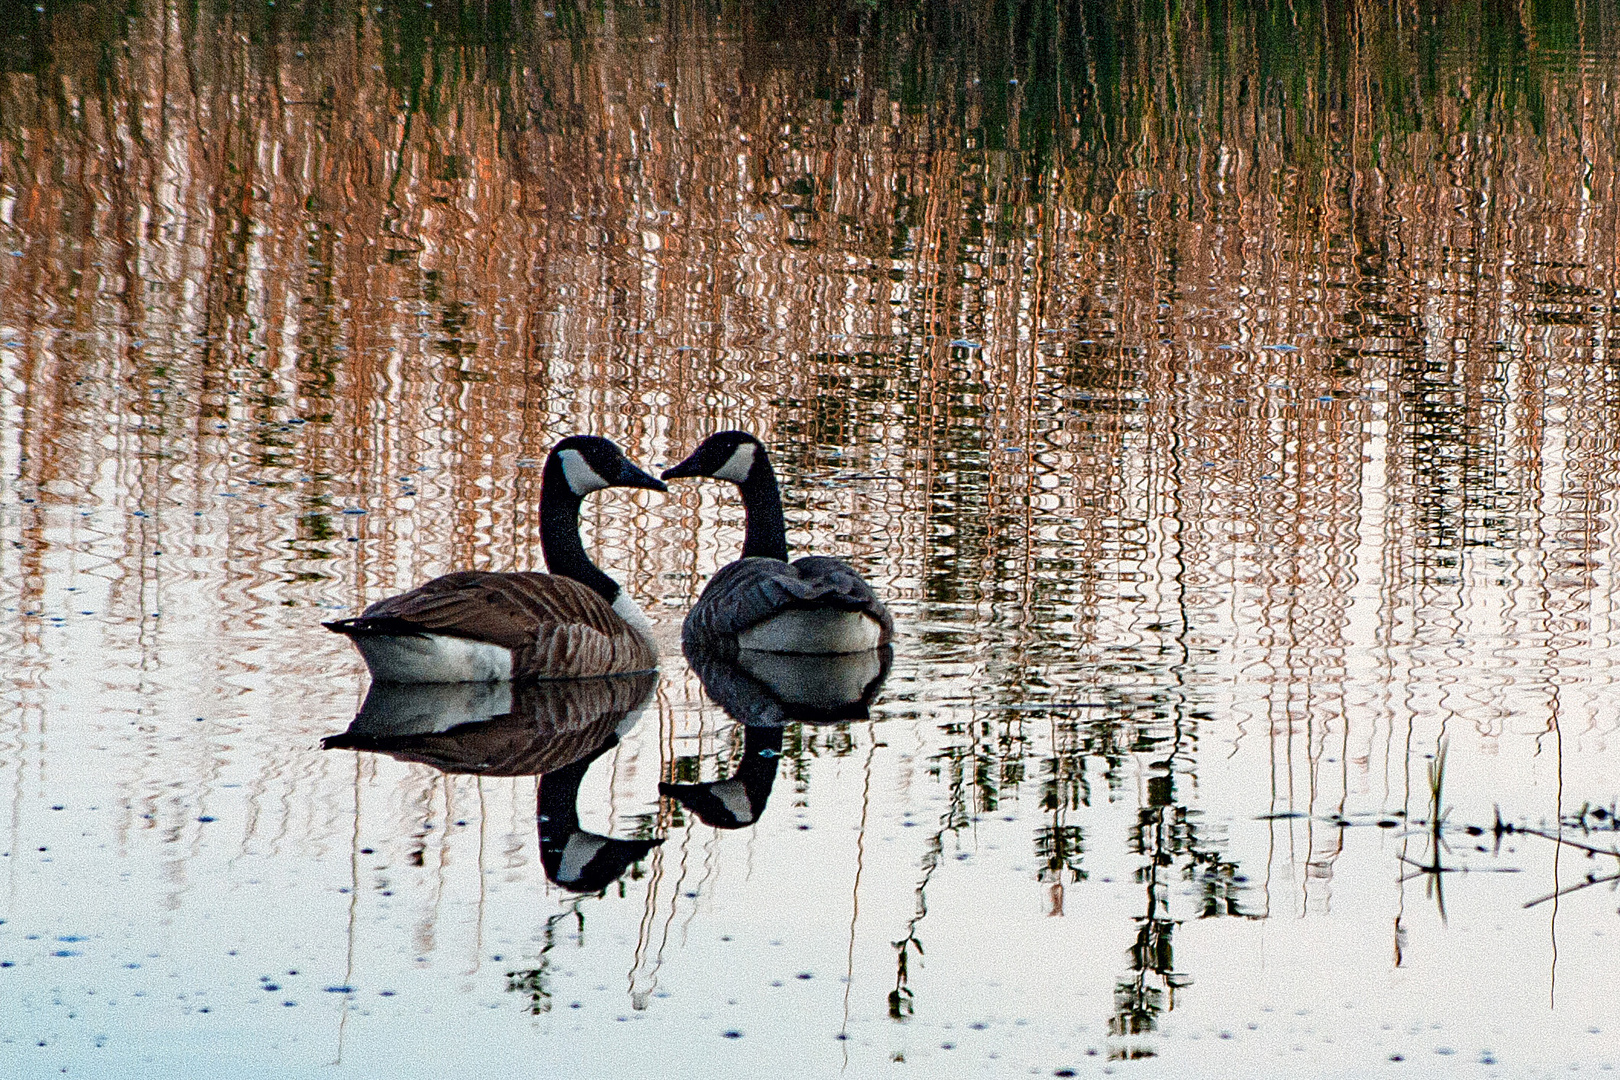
540, 456, 618, 602
536, 743, 662, 892
659, 724, 786, 829
737, 456, 789, 562
537, 749, 600, 863
736, 724, 785, 788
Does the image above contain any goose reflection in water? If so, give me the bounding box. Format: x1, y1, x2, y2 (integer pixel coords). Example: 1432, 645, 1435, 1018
660, 644, 892, 829
321, 673, 661, 893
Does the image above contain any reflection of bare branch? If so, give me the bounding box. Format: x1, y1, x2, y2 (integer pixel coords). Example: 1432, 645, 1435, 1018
1524, 873, 1620, 909
1513, 828, 1620, 860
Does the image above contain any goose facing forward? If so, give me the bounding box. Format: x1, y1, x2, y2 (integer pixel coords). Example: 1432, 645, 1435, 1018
324, 435, 664, 682
661, 431, 893, 654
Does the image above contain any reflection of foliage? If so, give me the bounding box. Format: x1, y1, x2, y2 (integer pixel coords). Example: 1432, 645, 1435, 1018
1034, 822, 1085, 882
1107, 737, 1254, 1051
506, 901, 585, 1015
890, 740, 973, 1022
889, 830, 941, 1021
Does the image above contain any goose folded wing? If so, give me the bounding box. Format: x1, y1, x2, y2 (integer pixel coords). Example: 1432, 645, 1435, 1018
361, 571, 653, 676
687, 556, 893, 640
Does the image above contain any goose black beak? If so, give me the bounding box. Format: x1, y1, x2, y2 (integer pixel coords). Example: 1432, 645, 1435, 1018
659, 450, 706, 482
617, 461, 668, 492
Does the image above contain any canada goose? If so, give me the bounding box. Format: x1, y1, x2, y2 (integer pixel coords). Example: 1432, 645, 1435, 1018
322, 671, 663, 893
661, 431, 894, 654
659, 643, 891, 828
324, 435, 665, 682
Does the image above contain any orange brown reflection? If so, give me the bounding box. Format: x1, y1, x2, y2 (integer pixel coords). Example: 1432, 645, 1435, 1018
2, 0, 1620, 1049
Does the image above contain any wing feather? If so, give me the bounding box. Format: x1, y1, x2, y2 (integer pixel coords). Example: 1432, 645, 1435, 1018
682, 556, 894, 646
356, 571, 655, 677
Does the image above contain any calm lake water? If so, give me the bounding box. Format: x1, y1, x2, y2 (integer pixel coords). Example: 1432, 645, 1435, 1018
4, 1, 1620, 1076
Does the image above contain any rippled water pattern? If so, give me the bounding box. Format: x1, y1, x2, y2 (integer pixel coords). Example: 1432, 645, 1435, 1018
4, 2, 1620, 1076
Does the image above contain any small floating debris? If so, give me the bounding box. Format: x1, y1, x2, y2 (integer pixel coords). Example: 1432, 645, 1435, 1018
949, 339, 981, 350
1261, 343, 1300, 352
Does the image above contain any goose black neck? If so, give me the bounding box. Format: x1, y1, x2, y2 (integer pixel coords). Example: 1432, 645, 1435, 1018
540, 461, 619, 602
738, 456, 789, 561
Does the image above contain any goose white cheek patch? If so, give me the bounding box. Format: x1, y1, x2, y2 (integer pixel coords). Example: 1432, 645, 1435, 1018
713, 442, 756, 482
558, 448, 610, 495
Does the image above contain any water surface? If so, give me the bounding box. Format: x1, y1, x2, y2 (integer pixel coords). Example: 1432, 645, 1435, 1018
3, 2, 1620, 1076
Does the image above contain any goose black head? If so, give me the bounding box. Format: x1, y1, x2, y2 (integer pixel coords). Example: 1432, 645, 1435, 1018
660, 430, 765, 485
549, 435, 667, 497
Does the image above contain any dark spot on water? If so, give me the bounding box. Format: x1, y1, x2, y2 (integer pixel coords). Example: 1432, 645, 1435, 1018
197, 816, 215, 823
1056, 1071, 1078, 1077
1390, 1054, 1405, 1061
722, 1030, 743, 1039
262, 984, 280, 991
1377, 820, 1399, 828
797, 972, 813, 980
325, 986, 354, 994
